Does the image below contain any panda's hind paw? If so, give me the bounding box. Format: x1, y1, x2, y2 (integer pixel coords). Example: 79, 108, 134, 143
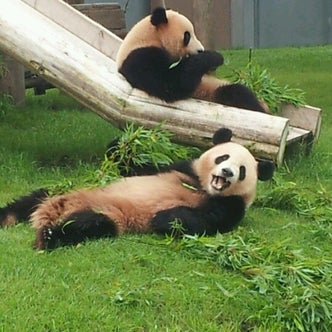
43, 227, 52, 240
0, 210, 18, 227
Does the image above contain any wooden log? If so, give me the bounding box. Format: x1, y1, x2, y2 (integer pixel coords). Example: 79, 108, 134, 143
0, 0, 290, 164
23, 0, 126, 95
0, 53, 25, 106
22, 0, 122, 60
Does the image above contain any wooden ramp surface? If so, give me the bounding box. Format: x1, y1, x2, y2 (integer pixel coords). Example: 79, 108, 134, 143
0, 0, 321, 165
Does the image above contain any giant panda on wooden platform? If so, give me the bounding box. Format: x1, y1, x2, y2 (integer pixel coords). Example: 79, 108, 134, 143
117, 7, 267, 112
0, 128, 274, 250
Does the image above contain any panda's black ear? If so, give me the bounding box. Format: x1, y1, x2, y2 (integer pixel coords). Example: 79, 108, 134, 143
151, 7, 168, 26
257, 161, 275, 181
212, 128, 232, 145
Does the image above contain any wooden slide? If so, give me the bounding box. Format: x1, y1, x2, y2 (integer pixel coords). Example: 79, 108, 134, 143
0, 0, 321, 165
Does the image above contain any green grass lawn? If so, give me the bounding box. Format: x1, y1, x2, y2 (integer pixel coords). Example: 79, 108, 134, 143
0, 46, 331, 331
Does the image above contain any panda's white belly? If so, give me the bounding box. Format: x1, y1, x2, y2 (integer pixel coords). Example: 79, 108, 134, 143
106, 172, 203, 207
92, 172, 205, 232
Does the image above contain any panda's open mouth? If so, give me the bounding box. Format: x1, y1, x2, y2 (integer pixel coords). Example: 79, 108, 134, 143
211, 175, 231, 191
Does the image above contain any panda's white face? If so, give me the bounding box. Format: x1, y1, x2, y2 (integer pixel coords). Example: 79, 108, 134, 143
116, 9, 204, 69
158, 10, 204, 59
193, 142, 258, 207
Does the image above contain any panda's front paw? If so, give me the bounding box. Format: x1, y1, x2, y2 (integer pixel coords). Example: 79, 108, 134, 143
34, 226, 59, 250
197, 50, 224, 69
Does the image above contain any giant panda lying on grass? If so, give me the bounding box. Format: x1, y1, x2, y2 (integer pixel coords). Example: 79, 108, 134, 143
0, 129, 274, 250
117, 7, 266, 112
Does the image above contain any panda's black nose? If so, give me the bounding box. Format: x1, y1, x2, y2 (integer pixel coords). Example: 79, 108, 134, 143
222, 168, 234, 178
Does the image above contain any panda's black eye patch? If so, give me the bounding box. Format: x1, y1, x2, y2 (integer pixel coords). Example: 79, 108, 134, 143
239, 166, 246, 181
183, 31, 191, 46
215, 154, 229, 164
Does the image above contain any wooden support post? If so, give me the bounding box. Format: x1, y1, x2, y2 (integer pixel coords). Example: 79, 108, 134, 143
0, 53, 25, 106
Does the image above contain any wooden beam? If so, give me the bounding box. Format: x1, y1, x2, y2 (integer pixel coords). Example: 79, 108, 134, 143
281, 104, 322, 142
22, 0, 122, 60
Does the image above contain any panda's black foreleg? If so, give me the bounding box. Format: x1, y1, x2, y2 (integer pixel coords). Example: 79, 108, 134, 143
177, 50, 224, 78
0, 189, 49, 227
34, 210, 118, 250
151, 206, 207, 237
151, 196, 246, 237
166, 50, 224, 101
